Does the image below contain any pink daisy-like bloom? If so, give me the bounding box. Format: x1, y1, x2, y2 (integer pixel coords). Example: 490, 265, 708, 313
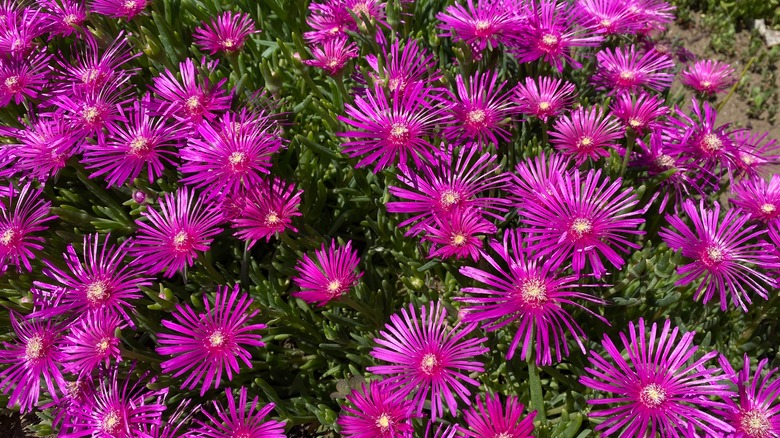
83, 95, 181, 188
592, 45, 675, 95
387, 145, 510, 236
436, 0, 520, 55
150, 57, 231, 125
140, 398, 198, 438
131, 187, 225, 277
513, 75, 576, 123
0, 313, 65, 413
190, 387, 286, 438
510, 0, 603, 72
90, 0, 148, 20
231, 177, 302, 246
194, 11, 259, 55
443, 71, 516, 148
53, 32, 138, 92
179, 110, 283, 199
157, 284, 266, 395
304, 1, 354, 44
338, 82, 449, 172
456, 229, 606, 364
461, 393, 536, 438
681, 59, 736, 95
0, 50, 49, 107
338, 379, 415, 438
44, 378, 95, 430
50, 77, 133, 141
363, 39, 440, 95
304, 37, 359, 75
368, 301, 489, 420
0, 115, 77, 181
732, 130, 780, 179
731, 174, 780, 224
549, 106, 625, 165
507, 151, 572, 208
520, 169, 645, 278
0, 182, 56, 273
718, 354, 780, 438
292, 240, 363, 307
41, 0, 87, 38
0, 10, 47, 59
609, 91, 669, 134
659, 199, 778, 312
61, 312, 124, 376
32, 233, 151, 326
629, 0, 676, 34
576, 0, 640, 35
422, 207, 496, 262
580, 318, 733, 437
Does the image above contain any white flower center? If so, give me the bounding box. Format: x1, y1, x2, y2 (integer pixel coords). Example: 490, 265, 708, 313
86, 280, 110, 304
570, 218, 593, 238
439, 189, 460, 208
208, 330, 225, 348
25, 335, 45, 360
520, 277, 547, 307
639, 383, 667, 408
761, 203, 776, 214
700, 133, 723, 152
420, 353, 439, 375
739, 409, 771, 438
388, 123, 410, 145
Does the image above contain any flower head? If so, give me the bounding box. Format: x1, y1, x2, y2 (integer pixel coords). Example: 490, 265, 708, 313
338, 379, 415, 438
304, 37, 359, 75
436, 0, 520, 55
609, 91, 669, 134
292, 240, 363, 306
90, 0, 148, 20
681, 59, 736, 95
592, 45, 674, 95
461, 393, 536, 438
194, 11, 259, 55
508, 151, 572, 208
54, 32, 138, 91
50, 76, 133, 141
192, 387, 286, 438
0, 115, 77, 180
0, 182, 56, 273
549, 106, 624, 165
231, 178, 302, 246
0, 50, 49, 106
513, 75, 576, 123
62, 312, 124, 376
41, 0, 87, 38
731, 174, 780, 224
732, 130, 780, 179
576, 0, 640, 35
422, 207, 496, 262
717, 354, 780, 438
363, 38, 440, 95
151, 57, 231, 125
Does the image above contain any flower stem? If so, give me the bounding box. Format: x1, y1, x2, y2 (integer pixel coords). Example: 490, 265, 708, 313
620, 130, 636, 177
527, 352, 547, 423
716, 56, 755, 113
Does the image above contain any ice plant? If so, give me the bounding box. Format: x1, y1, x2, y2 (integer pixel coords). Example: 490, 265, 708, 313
61, 312, 124, 376
461, 393, 536, 438
157, 284, 266, 395
549, 106, 624, 165
131, 187, 225, 277
731, 174, 780, 224
304, 37, 359, 75
292, 240, 363, 307
0, 313, 65, 413
592, 45, 674, 95
150, 57, 231, 125
436, 0, 519, 55
231, 178, 303, 246
681, 59, 736, 95
456, 229, 606, 364
54, 32, 138, 91
91, 0, 148, 20
363, 39, 440, 95
507, 151, 572, 208
0, 182, 56, 273
609, 91, 669, 134
580, 318, 733, 437
41, 0, 87, 38
733, 130, 780, 179
0, 50, 49, 107
0, 115, 78, 181
576, 0, 639, 35
194, 11, 258, 55
51, 77, 132, 142
368, 301, 489, 419
519, 169, 645, 278
338, 380, 415, 438
659, 199, 777, 312
191, 387, 286, 438
718, 354, 780, 438
422, 207, 496, 262
513, 76, 576, 123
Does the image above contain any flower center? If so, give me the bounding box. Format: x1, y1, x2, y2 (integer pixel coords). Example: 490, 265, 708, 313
439, 189, 461, 209
326, 279, 342, 295
577, 136, 594, 149
700, 80, 712, 89
11, 38, 23, 52
82, 106, 101, 124
738, 409, 771, 438
638, 383, 667, 408
599, 19, 613, 29
628, 117, 642, 128
129, 136, 150, 156
520, 277, 547, 307
538, 101, 551, 111
700, 133, 723, 152
86, 280, 110, 305
388, 123, 410, 145
655, 154, 675, 169
101, 409, 123, 434
265, 211, 281, 225
761, 203, 776, 214
4, 75, 20, 92
540, 33, 559, 51
618, 70, 636, 85
570, 217, 593, 238
375, 413, 392, 431
81, 68, 102, 85
420, 353, 439, 375
351, 2, 370, 16
740, 152, 758, 165
451, 233, 467, 246
387, 77, 405, 92
123, 0, 137, 10
228, 151, 246, 168
207, 330, 225, 348
466, 109, 486, 126
63, 14, 79, 26
326, 58, 340, 69
221, 38, 236, 49
172, 230, 191, 252
185, 95, 202, 115
25, 335, 45, 360
700, 245, 727, 267
0, 228, 16, 246
95, 337, 112, 354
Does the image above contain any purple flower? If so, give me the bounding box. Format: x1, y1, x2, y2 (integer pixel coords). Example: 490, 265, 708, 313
62, 312, 124, 376
576, 0, 640, 35
461, 393, 536, 438
0, 50, 49, 106
519, 169, 645, 278
0, 182, 56, 273
386, 145, 510, 236
292, 240, 363, 307
443, 71, 516, 148
338, 380, 415, 438
231, 178, 302, 246
718, 354, 780, 438
0, 8, 47, 58
456, 229, 606, 364
549, 106, 624, 165
0, 313, 65, 413
304, 0, 386, 44
659, 199, 777, 312
733, 130, 780, 179
363, 39, 440, 95
50, 77, 132, 142
0, 115, 78, 180
422, 207, 496, 262
731, 174, 780, 224
54, 33, 138, 91
304, 37, 359, 75
436, 0, 520, 55
338, 82, 449, 172
157, 285, 266, 395
630, 0, 676, 34
41, 0, 87, 38
368, 301, 488, 420
131, 187, 225, 277
194, 11, 258, 55
150, 58, 231, 125
513, 75, 576, 123
191, 387, 286, 438
90, 0, 148, 19
592, 45, 674, 95
508, 151, 572, 208
580, 318, 733, 437
609, 91, 669, 134
681, 59, 735, 94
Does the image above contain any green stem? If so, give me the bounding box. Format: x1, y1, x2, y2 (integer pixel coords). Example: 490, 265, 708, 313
621, 130, 636, 177
717, 56, 755, 113
527, 350, 547, 423
541, 122, 549, 147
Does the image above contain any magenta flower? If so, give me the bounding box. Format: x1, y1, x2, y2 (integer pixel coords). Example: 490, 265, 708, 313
338, 82, 449, 172
1, 115, 78, 181
368, 301, 488, 420
191, 387, 286, 438
513, 75, 576, 123
630, 0, 676, 34
90, 0, 148, 19
510, 0, 603, 72
592, 45, 674, 95
364, 39, 440, 95
54, 33, 138, 91
0, 50, 49, 107
443, 71, 516, 148
731, 174, 780, 224
157, 285, 266, 395
131, 187, 225, 277
387, 145, 510, 236
456, 229, 606, 364
718, 354, 780, 438
508, 151, 572, 208
62, 312, 124, 376
576, 0, 640, 35
151, 58, 231, 125
0, 313, 65, 413
0, 9, 46, 58
338, 380, 415, 438
32, 233, 151, 326
41, 0, 87, 38
549, 106, 624, 165
304, 37, 359, 75
83, 95, 182, 187
51, 77, 132, 141
580, 318, 733, 437
422, 207, 496, 262
194, 11, 258, 55
733, 130, 780, 179
609, 91, 669, 134
292, 240, 363, 307
436, 0, 520, 55
0, 182, 56, 273
520, 169, 645, 278
304, 1, 354, 44
231, 178, 302, 246
659, 199, 778, 312
461, 393, 536, 438
681, 59, 736, 95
